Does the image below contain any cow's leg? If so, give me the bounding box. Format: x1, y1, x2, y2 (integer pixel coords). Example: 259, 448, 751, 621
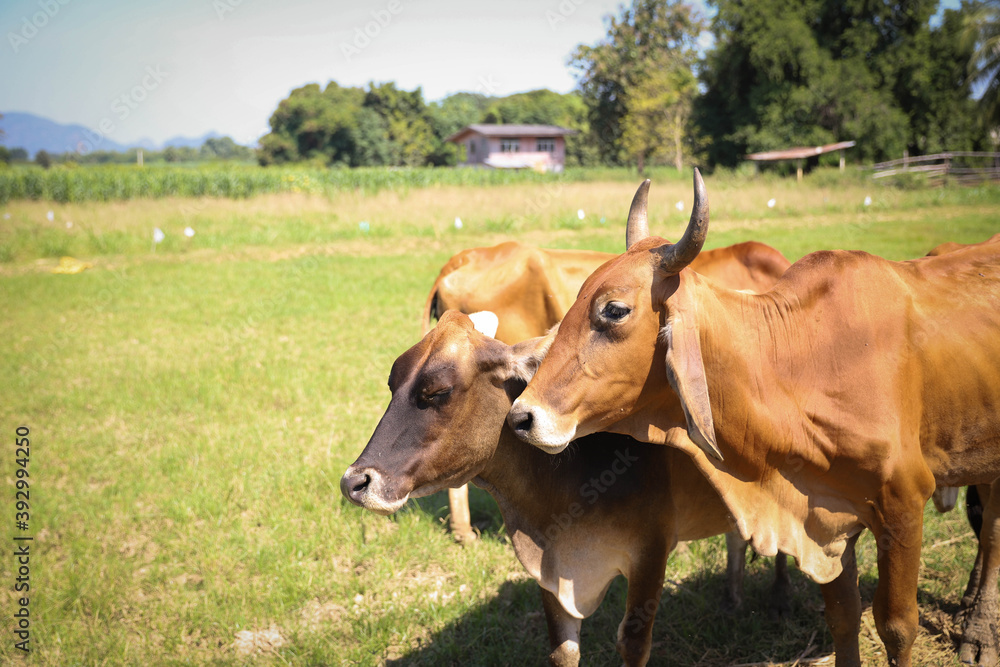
959, 481, 1000, 666
723, 531, 747, 611
768, 551, 792, 618
962, 484, 989, 609
819, 533, 862, 667
871, 490, 927, 667
447, 484, 476, 543
617, 544, 668, 666
540, 588, 582, 667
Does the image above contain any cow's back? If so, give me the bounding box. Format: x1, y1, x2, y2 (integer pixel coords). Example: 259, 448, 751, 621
735, 241, 1000, 485
691, 241, 792, 293
427, 242, 612, 343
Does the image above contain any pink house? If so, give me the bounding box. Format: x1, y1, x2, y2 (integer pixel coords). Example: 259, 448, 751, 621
446, 124, 577, 172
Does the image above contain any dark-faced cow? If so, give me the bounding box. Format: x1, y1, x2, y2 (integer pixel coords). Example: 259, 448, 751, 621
342, 311, 792, 666
508, 172, 1000, 667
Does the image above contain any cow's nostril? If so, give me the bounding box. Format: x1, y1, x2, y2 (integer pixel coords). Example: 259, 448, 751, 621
510, 409, 534, 434
340, 470, 372, 504
352, 473, 371, 494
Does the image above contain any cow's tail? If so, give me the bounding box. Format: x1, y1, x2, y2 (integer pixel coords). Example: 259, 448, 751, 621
420, 279, 441, 337
421, 251, 472, 336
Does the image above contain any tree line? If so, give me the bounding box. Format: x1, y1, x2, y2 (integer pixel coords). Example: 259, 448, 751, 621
0, 135, 255, 168
258, 0, 998, 172
256, 83, 596, 168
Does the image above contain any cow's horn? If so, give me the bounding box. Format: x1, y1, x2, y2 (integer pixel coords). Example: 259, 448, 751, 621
656, 168, 708, 273
625, 179, 651, 250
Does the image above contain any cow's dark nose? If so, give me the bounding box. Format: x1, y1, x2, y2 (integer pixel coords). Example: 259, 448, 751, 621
508, 406, 534, 436
340, 469, 371, 505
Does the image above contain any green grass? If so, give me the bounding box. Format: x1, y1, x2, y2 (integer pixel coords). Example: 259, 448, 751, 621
0, 175, 997, 665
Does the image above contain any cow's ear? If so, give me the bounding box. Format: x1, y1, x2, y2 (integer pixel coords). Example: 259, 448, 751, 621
468, 311, 499, 339
506, 323, 558, 382
661, 290, 722, 461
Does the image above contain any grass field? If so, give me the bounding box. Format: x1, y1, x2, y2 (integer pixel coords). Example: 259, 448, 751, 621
1, 170, 998, 665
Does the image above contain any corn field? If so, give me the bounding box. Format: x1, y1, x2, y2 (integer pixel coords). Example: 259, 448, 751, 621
0, 164, 587, 203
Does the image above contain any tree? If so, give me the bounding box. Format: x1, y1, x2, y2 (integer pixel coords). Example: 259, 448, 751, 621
569, 0, 704, 167
697, 0, 986, 168
35, 150, 52, 169
350, 108, 399, 166
965, 0, 1000, 135
902, 5, 983, 153
257, 82, 367, 166
362, 82, 437, 166
621, 50, 699, 173
428, 93, 494, 139
200, 136, 253, 161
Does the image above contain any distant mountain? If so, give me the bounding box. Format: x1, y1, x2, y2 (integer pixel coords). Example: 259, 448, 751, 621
163, 131, 222, 149
0, 112, 236, 157
0, 111, 130, 157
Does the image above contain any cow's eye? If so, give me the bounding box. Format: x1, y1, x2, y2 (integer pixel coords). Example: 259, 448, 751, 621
601, 301, 631, 322
420, 387, 452, 405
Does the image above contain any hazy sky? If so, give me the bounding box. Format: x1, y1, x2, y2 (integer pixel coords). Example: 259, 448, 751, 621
0, 0, 962, 147
0, 0, 663, 146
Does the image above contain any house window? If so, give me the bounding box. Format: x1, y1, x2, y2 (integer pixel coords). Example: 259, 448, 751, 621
468, 140, 476, 156
500, 138, 520, 153
537, 138, 555, 153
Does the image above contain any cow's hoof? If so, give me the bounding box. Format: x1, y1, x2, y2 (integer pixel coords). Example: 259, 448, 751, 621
958, 639, 998, 666
451, 528, 478, 544
959, 612, 999, 666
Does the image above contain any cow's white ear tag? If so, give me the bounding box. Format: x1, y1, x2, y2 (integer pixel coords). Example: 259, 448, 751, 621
468, 311, 499, 339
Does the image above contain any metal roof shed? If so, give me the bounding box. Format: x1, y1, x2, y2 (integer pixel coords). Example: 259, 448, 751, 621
746, 140, 856, 181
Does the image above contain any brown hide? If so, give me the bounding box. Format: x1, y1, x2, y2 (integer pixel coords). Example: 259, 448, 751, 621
926, 233, 1000, 257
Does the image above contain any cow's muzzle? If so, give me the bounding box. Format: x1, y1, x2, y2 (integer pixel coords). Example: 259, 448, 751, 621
340, 466, 408, 515
507, 399, 576, 453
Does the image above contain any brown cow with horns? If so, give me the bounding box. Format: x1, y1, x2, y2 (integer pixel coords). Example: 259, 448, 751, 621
508, 172, 1000, 666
